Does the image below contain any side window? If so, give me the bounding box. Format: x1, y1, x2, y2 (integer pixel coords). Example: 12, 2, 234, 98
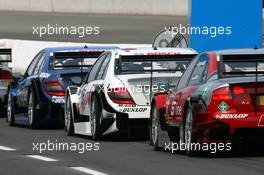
207, 72, 218, 82
96, 53, 111, 80
34, 52, 46, 74
25, 52, 43, 77
176, 58, 198, 90
87, 54, 106, 82
188, 55, 209, 86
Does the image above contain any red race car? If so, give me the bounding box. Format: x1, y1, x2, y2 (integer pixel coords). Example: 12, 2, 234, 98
150, 49, 264, 155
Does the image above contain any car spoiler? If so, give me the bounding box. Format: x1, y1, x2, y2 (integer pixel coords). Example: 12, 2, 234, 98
0, 48, 12, 63
119, 54, 197, 102
118, 54, 197, 73
219, 54, 264, 76
53, 51, 104, 68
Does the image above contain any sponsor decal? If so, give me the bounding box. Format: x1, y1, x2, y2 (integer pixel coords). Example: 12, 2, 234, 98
39, 72, 51, 78
118, 104, 136, 107
218, 101, 229, 112
51, 96, 65, 104
79, 50, 105, 52
120, 107, 148, 113
170, 101, 181, 116
215, 114, 248, 119
146, 52, 180, 55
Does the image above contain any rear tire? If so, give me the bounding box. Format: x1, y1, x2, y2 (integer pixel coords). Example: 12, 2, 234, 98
150, 104, 162, 151
90, 94, 102, 140
7, 89, 15, 126
184, 106, 198, 156
65, 94, 74, 136
28, 90, 38, 129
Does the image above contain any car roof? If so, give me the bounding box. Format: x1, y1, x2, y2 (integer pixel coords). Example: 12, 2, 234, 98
45, 46, 119, 53
116, 47, 197, 55
213, 48, 264, 55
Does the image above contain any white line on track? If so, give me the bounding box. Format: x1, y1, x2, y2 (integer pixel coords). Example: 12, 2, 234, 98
26, 155, 58, 162
70, 167, 108, 175
0, 145, 16, 151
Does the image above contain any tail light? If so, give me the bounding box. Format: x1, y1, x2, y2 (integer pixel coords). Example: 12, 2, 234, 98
107, 87, 135, 104
212, 86, 232, 101
43, 80, 65, 96
0, 70, 12, 79
232, 86, 245, 95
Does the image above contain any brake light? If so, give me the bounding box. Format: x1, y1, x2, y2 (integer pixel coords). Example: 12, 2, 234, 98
232, 86, 245, 95
43, 80, 65, 96
0, 70, 12, 79
108, 87, 135, 104
212, 87, 232, 101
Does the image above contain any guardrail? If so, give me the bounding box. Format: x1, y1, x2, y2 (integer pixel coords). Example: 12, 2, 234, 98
0, 0, 188, 16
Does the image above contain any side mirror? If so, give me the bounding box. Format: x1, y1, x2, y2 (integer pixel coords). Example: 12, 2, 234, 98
190, 94, 202, 103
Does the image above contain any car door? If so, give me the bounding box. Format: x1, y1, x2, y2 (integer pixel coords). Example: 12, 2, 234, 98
15, 51, 45, 115
166, 55, 209, 125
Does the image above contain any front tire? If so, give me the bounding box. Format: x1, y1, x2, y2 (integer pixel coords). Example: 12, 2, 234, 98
65, 94, 75, 136
1, 94, 8, 118
28, 90, 38, 129
7, 89, 15, 126
90, 94, 102, 140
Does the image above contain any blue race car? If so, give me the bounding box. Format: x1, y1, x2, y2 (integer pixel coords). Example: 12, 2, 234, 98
7, 46, 117, 128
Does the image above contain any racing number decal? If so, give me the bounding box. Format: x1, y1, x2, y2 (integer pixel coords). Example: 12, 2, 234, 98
170, 101, 181, 117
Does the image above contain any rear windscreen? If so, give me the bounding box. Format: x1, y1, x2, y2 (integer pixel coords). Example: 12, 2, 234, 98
220, 54, 264, 78
0, 49, 12, 62
52, 51, 103, 70
115, 54, 196, 75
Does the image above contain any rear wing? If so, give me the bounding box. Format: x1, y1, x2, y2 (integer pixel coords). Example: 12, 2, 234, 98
219, 54, 264, 78
0, 49, 12, 63
53, 51, 104, 68
117, 54, 197, 74
117, 54, 197, 102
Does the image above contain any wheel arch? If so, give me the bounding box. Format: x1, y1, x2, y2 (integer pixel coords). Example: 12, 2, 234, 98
65, 87, 78, 121
28, 80, 41, 102
182, 99, 192, 122
151, 98, 166, 130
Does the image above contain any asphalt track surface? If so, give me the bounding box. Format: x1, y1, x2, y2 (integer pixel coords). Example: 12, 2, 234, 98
1, 118, 264, 175
0, 11, 186, 44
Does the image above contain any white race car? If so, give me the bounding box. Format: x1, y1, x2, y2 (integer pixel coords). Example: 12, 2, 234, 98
65, 48, 197, 139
